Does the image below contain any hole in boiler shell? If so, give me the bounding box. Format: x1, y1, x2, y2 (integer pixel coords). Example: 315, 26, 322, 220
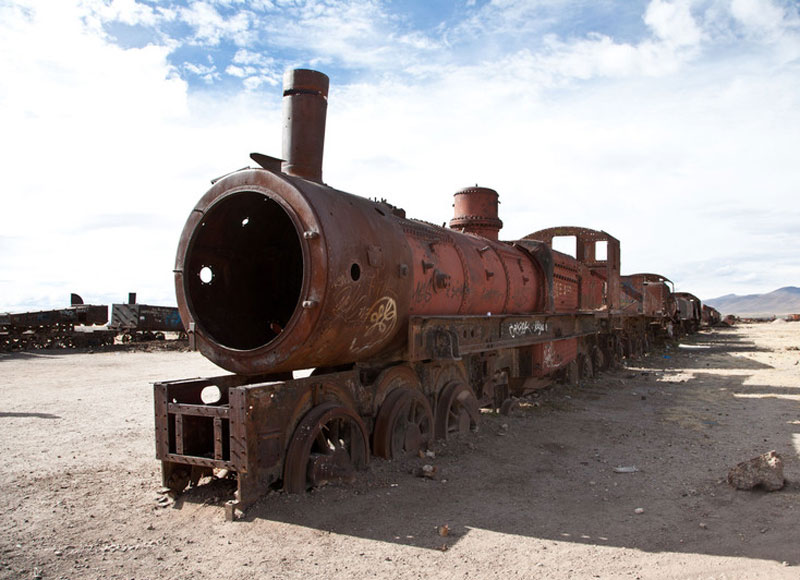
199, 266, 214, 284
350, 263, 361, 281
185, 191, 303, 350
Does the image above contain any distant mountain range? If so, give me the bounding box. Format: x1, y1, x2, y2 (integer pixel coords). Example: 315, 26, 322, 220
704, 286, 800, 317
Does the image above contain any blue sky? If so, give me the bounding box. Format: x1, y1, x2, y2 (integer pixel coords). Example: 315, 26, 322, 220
1, 0, 799, 311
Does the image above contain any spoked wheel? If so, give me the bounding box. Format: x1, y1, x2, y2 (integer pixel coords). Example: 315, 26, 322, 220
373, 388, 434, 459
435, 382, 480, 440
283, 403, 369, 494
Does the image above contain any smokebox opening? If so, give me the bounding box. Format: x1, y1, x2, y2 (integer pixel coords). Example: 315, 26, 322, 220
185, 191, 304, 350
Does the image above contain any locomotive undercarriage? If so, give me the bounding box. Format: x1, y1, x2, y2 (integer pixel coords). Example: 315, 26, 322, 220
153, 69, 686, 519
0, 322, 116, 351
155, 312, 661, 519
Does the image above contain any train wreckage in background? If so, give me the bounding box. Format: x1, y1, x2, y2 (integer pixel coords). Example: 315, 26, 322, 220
0, 293, 183, 350
154, 69, 710, 518
0, 294, 112, 350
111, 293, 185, 342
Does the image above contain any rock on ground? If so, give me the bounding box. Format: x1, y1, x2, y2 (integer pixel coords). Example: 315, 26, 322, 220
727, 450, 785, 491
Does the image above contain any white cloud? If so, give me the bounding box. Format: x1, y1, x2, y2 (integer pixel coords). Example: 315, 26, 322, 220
645, 0, 704, 48
232, 48, 274, 66
178, 1, 256, 46
225, 49, 281, 87
92, 0, 162, 26
0, 0, 282, 309
730, 0, 791, 35
1, 0, 799, 310
185, 62, 220, 82
226, 64, 247, 77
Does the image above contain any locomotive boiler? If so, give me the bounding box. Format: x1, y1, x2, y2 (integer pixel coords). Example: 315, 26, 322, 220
176, 70, 549, 376
155, 69, 694, 517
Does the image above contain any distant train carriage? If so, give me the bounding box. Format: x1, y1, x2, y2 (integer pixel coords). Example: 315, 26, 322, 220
0, 294, 113, 350
674, 292, 702, 334
109, 293, 184, 341
701, 304, 721, 326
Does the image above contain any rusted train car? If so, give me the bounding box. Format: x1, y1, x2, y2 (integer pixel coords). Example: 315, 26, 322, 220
109, 293, 184, 341
674, 291, 703, 334
1, 293, 184, 351
701, 304, 722, 326
154, 69, 703, 517
0, 294, 113, 350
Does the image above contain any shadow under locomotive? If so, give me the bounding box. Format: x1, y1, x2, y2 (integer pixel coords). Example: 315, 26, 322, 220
157, 68, 716, 521
170, 328, 800, 566
643, 328, 774, 371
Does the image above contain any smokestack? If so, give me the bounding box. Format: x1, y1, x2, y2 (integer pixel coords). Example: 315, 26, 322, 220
449, 186, 503, 241
281, 69, 329, 183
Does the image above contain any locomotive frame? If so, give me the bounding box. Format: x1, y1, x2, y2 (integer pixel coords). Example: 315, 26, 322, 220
154, 69, 705, 518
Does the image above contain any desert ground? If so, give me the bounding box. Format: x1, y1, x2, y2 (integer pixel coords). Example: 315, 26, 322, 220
1, 322, 798, 580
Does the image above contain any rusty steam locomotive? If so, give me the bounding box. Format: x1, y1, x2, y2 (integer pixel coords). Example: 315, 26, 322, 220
155, 69, 705, 517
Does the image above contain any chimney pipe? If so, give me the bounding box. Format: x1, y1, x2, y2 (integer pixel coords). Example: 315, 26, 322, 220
449, 186, 503, 241
281, 69, 329, 183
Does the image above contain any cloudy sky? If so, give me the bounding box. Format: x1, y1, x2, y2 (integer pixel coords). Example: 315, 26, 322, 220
1, 0, 798, 312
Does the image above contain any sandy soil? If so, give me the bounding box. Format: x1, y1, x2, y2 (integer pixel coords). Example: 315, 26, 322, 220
1, 323, 798, 580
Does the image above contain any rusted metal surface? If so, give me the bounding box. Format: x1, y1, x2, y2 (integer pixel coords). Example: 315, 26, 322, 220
621, 273, 675, 318
449, 186, 503, 241
701, 304, 721, 326
175, 171, 413, 375
406, 312, 605, 362
1, 298, 111, 350
283, 402, 369, 493
1, 293, 187, 351
110, 303, 183, 334
674, 291, 702, 332
157, 369, 369, 513
175, 70, 560, 376
156, 68, 710, 515
174, 173, 547, 375
525, 226, 621, 311
371, 366, 433, 459
434, 381, 479, 439
281, 69, 329, 183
